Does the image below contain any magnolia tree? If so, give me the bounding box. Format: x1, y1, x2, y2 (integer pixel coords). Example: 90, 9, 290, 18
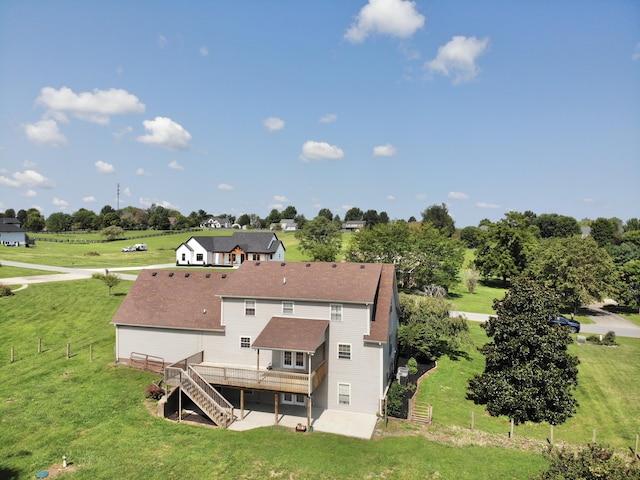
467, 277, 579, 425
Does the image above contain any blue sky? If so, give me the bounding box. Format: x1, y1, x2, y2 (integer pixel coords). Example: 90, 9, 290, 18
1, 0, 638, 227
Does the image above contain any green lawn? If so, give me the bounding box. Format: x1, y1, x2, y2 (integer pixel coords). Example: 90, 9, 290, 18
0, 264, 57, 279
416, 323, 640, 450
0, 280, 549, 479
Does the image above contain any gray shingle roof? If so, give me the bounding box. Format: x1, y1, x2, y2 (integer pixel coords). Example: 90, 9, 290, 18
187, 232, 284, 254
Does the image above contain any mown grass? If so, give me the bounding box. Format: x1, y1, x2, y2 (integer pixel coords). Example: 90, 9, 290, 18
417, 323, 640, 450
0, 280, 546, 479
0, 263, 56, 279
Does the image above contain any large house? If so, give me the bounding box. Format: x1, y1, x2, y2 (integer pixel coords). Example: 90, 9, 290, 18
0, 218, 27, 246
175, 232, 285, 267
111, 261, 399, 433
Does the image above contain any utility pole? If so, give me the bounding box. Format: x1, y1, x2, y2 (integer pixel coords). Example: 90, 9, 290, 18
117, 182, 120, 210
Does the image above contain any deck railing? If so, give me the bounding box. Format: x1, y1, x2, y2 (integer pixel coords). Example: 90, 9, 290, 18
192, 360, 327, 395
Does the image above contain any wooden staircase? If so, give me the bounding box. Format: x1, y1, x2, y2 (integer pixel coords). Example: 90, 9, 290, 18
179, 366, 235, 427
409, 395, 432, 425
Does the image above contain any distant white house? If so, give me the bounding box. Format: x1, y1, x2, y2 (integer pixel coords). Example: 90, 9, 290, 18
176, 232, 285, 267
270, 219, 298, 232
201, 217, 232, 229
0, 218, 27, 246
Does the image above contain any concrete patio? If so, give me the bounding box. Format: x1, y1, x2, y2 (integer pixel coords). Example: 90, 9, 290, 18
226, 402, 379, 440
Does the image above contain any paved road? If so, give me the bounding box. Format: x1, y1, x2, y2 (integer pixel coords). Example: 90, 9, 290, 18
0, 259, 175, 286
452, 307, 640, 339
3, 258, 640, 339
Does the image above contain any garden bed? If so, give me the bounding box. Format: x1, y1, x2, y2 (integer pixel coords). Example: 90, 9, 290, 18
391, 357, 435, 419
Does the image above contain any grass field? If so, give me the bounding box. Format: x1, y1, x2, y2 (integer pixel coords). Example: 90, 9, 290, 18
0, 280, 547, 479
416, 323, 640, 450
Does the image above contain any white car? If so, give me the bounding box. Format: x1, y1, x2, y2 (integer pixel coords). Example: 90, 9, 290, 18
122, 246, 136, 252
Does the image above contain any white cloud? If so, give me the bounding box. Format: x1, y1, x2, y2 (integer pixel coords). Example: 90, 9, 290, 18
168, 160, 184, 170
36, 87, 145, 125
113, 125, 133, 141
448, 191, 470, 200
52, 197, 69, 207
476, 202, 501, 209
632, 43, 640, 60
218, 183, 234, 190
274, 195, 289, 202
23, 160, 37, 169
373, 143, 397, 157
136, 168, 151, 176
158, 34, 168, 48
199, 46, 209, 56
583, 198, 596, 203
0, 176, 21, 187
23, 119, 68, 147
83, 196, 96, 203
387, 195, 396, 201
319, 113, 338, 123
427, 36, 490, 84
300, 141, 345, 162
263, 117, 285, 132
24, 189, 37, 197
95, 160, 115, 174
138, 117, 192, 150
123, 187, 132, 197
139, 197, 178, 209
415, 193, 427, 201
345, 0, 425, 43
12, 170, 55, 188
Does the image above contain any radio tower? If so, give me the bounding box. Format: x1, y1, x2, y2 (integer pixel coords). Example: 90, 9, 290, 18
117, 183, 120, 210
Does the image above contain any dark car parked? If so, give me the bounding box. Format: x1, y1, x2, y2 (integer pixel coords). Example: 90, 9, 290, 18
549, 315, 581, 333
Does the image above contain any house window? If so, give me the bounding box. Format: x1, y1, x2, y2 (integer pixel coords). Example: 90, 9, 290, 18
282, 301, 294, 315
331, 304, 342, 321
283, 350, 305, 369
240, 336, 251, 349
282, 393, 306, 405
245, 300, 256, 316
338, 343, 351, 360
338, 383, 351, 405
196, 253, 204, 262
181, 253, 186, 261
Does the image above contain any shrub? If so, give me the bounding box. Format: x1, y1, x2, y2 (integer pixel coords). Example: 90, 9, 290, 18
0, 284, 13, 297
145, 383, 164, 400
603, 331, 617, 346
84, 251, 100, 256
463, 268, 480, 293
386, 381, 405, 417
538, 443, 640, 479
586, 335, 601, 344
407, 357, 418, 375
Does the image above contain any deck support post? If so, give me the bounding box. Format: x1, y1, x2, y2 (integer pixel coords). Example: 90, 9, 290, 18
307, 396, 311, 429
240, 389, 245, 419
274, 393, 279, 425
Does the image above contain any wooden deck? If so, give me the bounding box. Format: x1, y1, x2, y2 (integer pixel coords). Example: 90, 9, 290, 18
190, 361, 327, 395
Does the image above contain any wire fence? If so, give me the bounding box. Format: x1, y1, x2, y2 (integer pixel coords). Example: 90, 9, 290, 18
3, 336, 112, 367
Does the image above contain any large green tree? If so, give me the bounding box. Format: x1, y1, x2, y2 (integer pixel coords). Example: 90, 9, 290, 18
467, 278, 579, 425
526, 236, 616, 313
532, 213, 580, 238
294, 216, 342, 262
474, 212, 539, 283
46, 212, 72, 232
345, 221, 464, 291
421, 203, 455, 237
398, 293, 469, 362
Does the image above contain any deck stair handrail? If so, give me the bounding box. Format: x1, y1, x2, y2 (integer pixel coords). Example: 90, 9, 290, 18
165, 365, 234, 428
